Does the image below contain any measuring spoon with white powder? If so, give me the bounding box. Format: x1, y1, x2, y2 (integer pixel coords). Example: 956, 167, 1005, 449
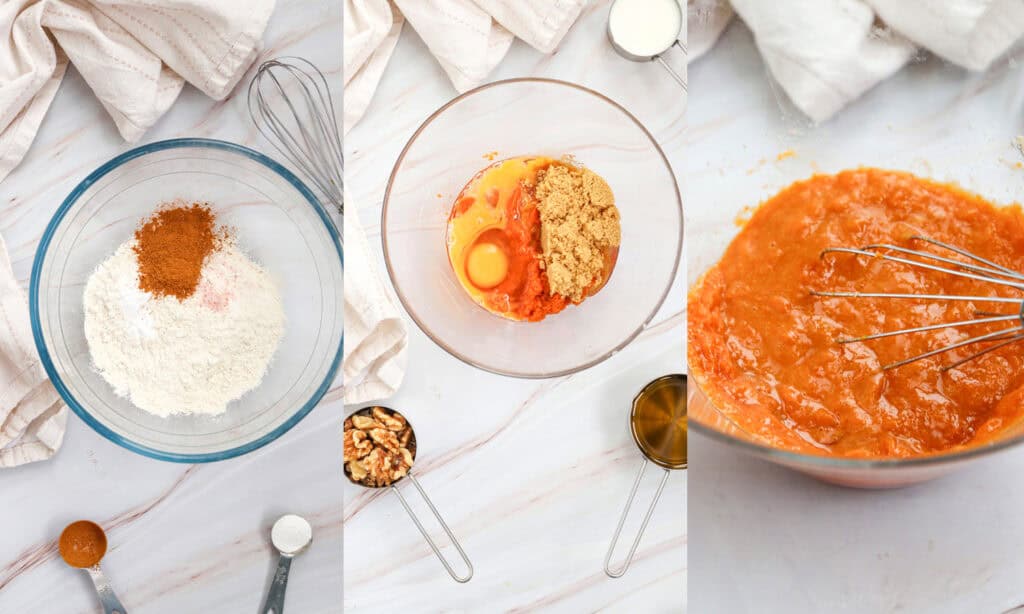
260, 514, 313, 614
607, 0, 686, 88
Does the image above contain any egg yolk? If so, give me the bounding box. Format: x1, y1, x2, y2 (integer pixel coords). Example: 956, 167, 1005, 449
466, 241, 509, 289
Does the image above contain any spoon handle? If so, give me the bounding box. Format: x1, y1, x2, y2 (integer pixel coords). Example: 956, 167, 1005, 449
260, 554, 293, 614
86, 565, 128, 614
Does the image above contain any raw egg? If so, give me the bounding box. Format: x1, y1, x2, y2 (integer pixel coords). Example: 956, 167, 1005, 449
466, 241, 509, 289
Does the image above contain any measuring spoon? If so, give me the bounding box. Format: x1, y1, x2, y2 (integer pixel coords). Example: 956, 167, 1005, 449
59, 520, 128, 614
260, 514, 313, 614
344, 406, 473, 583
604, 374, 688, 578
608, 0, 686, 89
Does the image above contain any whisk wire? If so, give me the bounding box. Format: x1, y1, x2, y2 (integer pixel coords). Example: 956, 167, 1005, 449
813, 236, 1024, 370
860, 243, 1024, 282
942, 333, 1024, 371
881, 325, 1024, 371
835, 314, 1020, 344
909, 235, 1022, 277
248, 57, 344, 214
820, 247, 1024, 290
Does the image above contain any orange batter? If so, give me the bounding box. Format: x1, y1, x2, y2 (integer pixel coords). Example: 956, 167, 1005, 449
447, 156, 614, 321
688, 168, 1024, 458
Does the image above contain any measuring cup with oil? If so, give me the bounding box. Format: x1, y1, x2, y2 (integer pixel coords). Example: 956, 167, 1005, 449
59, 520, 128, 614
604, 374, 687, 578
607, 0, 686, 89
344, 406, 473, 583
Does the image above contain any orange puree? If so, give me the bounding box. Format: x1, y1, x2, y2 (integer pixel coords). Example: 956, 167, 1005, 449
447, 157, 569, 321
689, 168, 1024, 458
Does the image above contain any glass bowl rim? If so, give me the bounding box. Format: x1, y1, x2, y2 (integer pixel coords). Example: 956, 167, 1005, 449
381, 77, 684, 378
689, 370, 1024, 470
29, 137, 344, 463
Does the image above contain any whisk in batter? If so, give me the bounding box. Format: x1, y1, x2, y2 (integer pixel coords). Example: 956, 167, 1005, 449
689, 168, 1024, 458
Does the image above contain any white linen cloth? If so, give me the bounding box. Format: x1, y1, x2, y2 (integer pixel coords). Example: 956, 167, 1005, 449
0, 234, 66, 467
691, 0, 1024, 122
0, 0, 275, 182
866, 0, 1024, 72
344, 0, 586, 132
343, 191, 408, 405
688, 0, 733, 61
729, 0, 916, 123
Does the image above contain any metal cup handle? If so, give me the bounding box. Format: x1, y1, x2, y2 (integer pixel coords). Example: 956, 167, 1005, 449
655, 40, 687, 90
604, 458, 671, 578
391, 473, 474, 583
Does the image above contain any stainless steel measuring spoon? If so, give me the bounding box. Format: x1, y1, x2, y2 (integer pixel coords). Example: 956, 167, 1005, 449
59, 520, 128, 614
605, 374, 688, 578
608, 0, 687, 89
260, 514, 313, 614
344, 407, 473, 583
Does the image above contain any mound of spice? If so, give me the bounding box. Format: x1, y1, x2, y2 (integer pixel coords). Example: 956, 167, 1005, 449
59, 520, 107, 569
535, 163, 621, 302
133, 202, 219, 300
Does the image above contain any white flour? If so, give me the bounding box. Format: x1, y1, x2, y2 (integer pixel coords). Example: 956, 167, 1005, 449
83, 240, 285, 417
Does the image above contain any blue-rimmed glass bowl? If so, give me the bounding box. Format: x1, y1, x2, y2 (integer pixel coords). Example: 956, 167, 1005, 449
30, 138, 343, 462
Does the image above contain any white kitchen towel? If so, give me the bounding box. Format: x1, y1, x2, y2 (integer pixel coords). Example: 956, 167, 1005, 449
717, 0, 1024, 122
344, 0, 403, 135
730, 0, 916, 123
343, 0, 585, 133
0, 234, 67, 467
0, 0, 275, 182
688, 0, 733, 61
343, 191, 408, 405
866, 0, 1024, 72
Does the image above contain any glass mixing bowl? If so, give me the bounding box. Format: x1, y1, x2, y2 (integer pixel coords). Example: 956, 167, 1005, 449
689, 379, 1024, 488
382, 78, 683, 377
687, 41, 1024, 487
30, 138, 343, 462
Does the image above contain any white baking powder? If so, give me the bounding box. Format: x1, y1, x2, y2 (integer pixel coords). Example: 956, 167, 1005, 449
271, 514, 313, 555
83, 240, 285, 417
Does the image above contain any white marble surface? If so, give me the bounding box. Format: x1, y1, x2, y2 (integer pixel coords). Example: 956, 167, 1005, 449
0, 2, 342, 612
688, 21, 1024, 614
344, 3, 686, 612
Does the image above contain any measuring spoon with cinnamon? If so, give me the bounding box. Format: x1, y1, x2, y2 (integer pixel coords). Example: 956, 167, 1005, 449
59, 520, 128, 614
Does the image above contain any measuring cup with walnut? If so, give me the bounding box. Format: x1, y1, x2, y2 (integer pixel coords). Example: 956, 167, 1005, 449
343, 406, 473, 583
604, 374, 687, 578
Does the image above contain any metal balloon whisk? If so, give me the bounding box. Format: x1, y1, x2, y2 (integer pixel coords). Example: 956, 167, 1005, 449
248, 57, 344, 216
811, 235, 1024, 371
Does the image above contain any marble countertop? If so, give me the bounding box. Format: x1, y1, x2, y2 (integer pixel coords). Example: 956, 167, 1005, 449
688, 21, 1024, 614
0, 2, 343, 612
343, 2, 686, 612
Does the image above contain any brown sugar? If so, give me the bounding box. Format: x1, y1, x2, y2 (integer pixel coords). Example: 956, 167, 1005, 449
534, 163, 621, 302
133, 203, 219, 300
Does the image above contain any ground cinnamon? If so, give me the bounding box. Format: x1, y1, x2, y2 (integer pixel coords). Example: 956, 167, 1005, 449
133, 203, 218, 300
59, 520, 107, 568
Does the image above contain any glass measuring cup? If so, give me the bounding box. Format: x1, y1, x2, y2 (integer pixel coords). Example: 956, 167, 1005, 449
604, 374, 687, 578
344, 407, 473, 583
607, 0, 687, 89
